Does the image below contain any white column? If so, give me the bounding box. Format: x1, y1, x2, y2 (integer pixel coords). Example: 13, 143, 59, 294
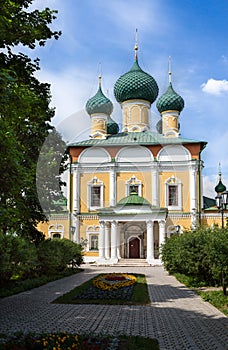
110, 165, 116, 206
146, 220, 154, 263
105, 222, 110, 259
111, 221, 118, 261
99, 221, 105, 259
152, 165, 159, 206
117, 224, 121, 259
159, 220, 166, 247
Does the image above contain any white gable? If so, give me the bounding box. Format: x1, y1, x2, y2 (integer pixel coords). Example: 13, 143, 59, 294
79, 147, 111, 163
116, 146, 153, 163
157, 145, 191, 162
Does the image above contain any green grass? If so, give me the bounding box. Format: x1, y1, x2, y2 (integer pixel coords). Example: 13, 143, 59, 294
53, 273, 151, 305
174, 273, 208, 288
0, 268, 83, 299
174, 273, 228, 316
197, 291, 228, 316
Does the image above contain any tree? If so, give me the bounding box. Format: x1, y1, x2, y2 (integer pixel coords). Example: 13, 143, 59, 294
0, 0, 63, 243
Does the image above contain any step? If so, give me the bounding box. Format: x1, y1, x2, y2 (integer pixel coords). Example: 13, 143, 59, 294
116, 259, 150, 267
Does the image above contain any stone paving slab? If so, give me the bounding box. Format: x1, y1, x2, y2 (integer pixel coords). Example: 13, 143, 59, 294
0, 265, 227, 350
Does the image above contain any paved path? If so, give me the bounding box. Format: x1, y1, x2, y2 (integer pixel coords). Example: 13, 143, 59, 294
0, 266, 227, 350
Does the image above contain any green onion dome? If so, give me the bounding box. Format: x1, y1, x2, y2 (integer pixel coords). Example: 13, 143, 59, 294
156, 119, 162, 134
107, 116, 119, 135
117, 189, 151, 206
215, 180, 226, 194
114, 58, 159, 104
86, 77, 113, 116
156, 82, 184, 113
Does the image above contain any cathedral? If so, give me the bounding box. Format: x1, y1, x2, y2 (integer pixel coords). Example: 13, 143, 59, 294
38, 41, 226, 265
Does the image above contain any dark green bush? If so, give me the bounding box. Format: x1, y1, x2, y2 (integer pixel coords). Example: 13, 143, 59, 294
37, 238, 83, 275
161, 226, 228, 286
0, 233, 38, 284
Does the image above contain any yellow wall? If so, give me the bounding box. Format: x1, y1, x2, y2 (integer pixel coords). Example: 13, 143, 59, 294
159, 171, 191, 212
80, 172, 110, 212
37, 217, 70, 239
116, 171, 152, 203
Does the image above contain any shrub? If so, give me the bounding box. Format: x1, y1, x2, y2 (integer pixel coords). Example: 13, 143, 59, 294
161, 226, 228, 287
37, 238, 83, 275
0, 233, 38, 284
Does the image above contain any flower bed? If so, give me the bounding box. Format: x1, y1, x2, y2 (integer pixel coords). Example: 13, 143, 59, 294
0, 333, 159, 350
53, 273, 150, 305
93, 273, 137, 291
0, 333, 117, 350
72, 273, 137, 302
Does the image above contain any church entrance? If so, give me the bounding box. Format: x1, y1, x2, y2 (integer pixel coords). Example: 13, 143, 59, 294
129, 237, 140, 258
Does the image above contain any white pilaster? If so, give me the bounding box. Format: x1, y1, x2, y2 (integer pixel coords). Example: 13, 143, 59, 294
152, 165, 159, 206
110, 165, 116, 206
190, 162, 197, 228
105, 222, 110, 259
73, 166, 80, 212
110, 221, 118, 263
146, 220, 154, 264
99, 221, 105, 260
73, 212, 80, 243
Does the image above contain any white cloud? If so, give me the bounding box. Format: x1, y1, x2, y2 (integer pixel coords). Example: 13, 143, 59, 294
201, 78, 228, 95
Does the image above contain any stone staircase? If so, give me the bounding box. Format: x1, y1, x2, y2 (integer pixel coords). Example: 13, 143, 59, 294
116, 258, 150, 267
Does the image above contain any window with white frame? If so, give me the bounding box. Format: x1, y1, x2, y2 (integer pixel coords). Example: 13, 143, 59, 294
48, 224, 64, 238
88, 177, 104, 210
126, 175, 142, 196
90, 235, 99, 250
165, 176, 182, 210
86, 225, 100, 251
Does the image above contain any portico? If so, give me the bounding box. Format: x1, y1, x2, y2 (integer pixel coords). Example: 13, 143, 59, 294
97, 191, 167, 265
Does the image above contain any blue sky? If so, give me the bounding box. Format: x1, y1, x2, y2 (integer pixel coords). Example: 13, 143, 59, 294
27, 0, 228, 198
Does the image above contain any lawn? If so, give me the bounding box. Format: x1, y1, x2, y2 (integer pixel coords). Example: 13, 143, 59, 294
174, 272, 228, 316
0, 268, 83, 299
53, 273, 151, 305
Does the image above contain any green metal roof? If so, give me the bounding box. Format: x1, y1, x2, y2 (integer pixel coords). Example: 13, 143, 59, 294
215, 180, 226, 194
68, 131, 207, 148
86, 81, 113, 116
107, 116, 119, 135
156, 83, 184, 113
114, 58, 159, 104
117, 190, 151, 206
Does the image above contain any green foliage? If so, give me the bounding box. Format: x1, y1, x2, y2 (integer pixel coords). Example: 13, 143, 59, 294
0, 233, 37, 284
0, 1, 65, 242
37, 239, 83, 275
0, 269, 82, 299
198, 291, 228, 316
161, 226, 228, 287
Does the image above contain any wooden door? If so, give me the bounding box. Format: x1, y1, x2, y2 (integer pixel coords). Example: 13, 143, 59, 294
129, 238, 140, 258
